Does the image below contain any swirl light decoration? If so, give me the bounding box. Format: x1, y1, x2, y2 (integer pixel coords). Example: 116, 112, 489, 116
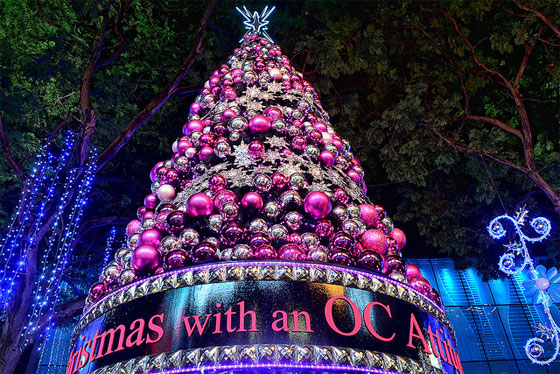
487, 208, 558, 365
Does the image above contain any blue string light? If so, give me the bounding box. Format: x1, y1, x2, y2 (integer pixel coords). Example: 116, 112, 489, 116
103, 226, 121, 268
0, 131, 97, 349
488, 208, 558, 365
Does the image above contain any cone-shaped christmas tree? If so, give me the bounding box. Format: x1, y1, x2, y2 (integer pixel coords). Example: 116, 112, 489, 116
70, 10, 461, 374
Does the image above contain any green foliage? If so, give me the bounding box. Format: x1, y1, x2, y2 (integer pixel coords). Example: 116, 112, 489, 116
0, 0, 558, 288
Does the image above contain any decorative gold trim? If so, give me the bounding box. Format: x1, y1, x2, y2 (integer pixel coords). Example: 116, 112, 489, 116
89, 344, 447, 374
74, 262, 454, 340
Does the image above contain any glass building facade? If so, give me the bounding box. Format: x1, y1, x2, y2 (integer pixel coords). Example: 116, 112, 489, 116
35, 258, 560, 374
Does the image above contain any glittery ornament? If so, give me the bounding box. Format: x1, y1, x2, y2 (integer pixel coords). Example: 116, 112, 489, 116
271, 173, 288, 190
249, 218, 268, 234
160, 236, 182, 254
208, 214, 224, 232
389, 228, 406, 250
284, 211, 303, 231
264, 201, 281, 220
232, 244, 253, 260
248, 140, 265, 158
315, 220, 334, 239
270, 224, 289, 242
360, 229, 388, 254
179, 228, 200, 248
288, 173, 307, 190
221, 202, 240, 220
253, 173, 272, 192
406, 264, 422, 282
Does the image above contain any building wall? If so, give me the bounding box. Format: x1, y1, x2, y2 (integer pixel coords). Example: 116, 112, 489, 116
36, 259, 560, 374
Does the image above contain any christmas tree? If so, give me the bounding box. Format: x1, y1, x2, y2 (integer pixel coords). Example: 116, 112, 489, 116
69, 8, 462, 374
88, 8, 440, 311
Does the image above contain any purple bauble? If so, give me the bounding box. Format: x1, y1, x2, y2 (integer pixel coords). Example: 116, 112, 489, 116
126, 219, 142, 235
385, 255, 405, 276
359, 204, 379, 228
184, 119, 203, 135
209, 174, 227, 193
406, 264, 422, 283
221, 222, 245, 246
278, 243, 306, 261
357, 251, 383, 273
263, 106, 283, 121
241, 192, 264, 210
187, 193, 214, 216
410, 276, 432, 296
254, 244, 277, 259
271, 173, 288, 190
192, 242, 218, 263
248, 141, 265, 158
190, 102, 202, 115
221, 109, 237, 123
329, 232, 355, 253
389, 228, 406, 251
132, 244, 161, 273
248, 115, 272, 133
140, 228, 163, 248
329, 251, 355, 266
89, 282, 106, 302
315, 220, 334, 239
304, 191, 332, 219
360, 229, 388, 254
164, 249, 191, 270
166, 210, 185, 235
144, 193, 158, 210
198, 146, 214, 162
214, 190, 238, 211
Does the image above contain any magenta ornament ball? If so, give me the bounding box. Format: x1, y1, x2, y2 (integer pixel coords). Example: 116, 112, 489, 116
248, 114, 272, 133
410, 276, 432, 296
359, 204, 379, 228
164, 249, 191, 270
241, 192, 264, 210
140, 228, 163, 248
304, 191, 332, 219
360, 229, 388, 254
89, 282, 106, 302
389, 228, 406, 250
193, 242, 218, 263
184, 119, 203, 135
357, 251, 384, 273
319, 151, 335, 167
263, 106, 283, 121
132, 244, 161, 273
198, 146, 214, 161
406, 264, 422, 283
254, 244, 277, 259
157, 184, 176, 203
126, 219, 142, 235
144, 193, 158, 210
187, 193, 214, 216
190, 102, 202, 114
278, 243, 306, 261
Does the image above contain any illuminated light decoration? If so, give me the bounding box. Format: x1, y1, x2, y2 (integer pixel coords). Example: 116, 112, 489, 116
236, 5, 276, 43
103, 227, 121, 268
487, 208, 558, 365
0, 131, 97, 348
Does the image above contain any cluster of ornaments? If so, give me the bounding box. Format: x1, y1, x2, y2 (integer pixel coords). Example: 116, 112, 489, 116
88, 33, 442, 310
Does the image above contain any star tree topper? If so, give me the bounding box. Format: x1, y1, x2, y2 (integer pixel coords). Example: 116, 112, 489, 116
236, 5, 276, 43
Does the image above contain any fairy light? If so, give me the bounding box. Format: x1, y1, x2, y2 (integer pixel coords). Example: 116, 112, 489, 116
20, 134, 97, 348
488, 208, 558, 365
103, 227, 120, 268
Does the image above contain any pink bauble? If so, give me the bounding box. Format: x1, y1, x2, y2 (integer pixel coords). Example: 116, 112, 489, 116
214, 190, 238, 211
248, 141, 265, 158
164, 249, 191, 270
221, 109, 237, 123
126, 219, 142, 235
406, 264, 422, 282
314, 122, 327, 132
190, 102, 202, 114
157, 184, 176, 203
241, 192, 264, 209
319, 151, 335, 167
254, 244, 277, 259
198, 146, 214, 161
137, 206, 147, 219
143, 211, 155, 220
248, 115, 272, 133
149, 167, 157, 182
278, 243, 306, 261
347, 169, 361, 183
184, 120, 203, 135
263, 107, 283, 121
140, 228, 163, 248
359, 204, 379, 228
132, 244, 161, 273
144, 193, 158, 210
89, 282, 106, 302
410, 276, 432, 296
360, 229, 388, 254
389, 228, 406, 250
187, 193, 214, 216
304, 191, 332, 219
177, 140, 191, 154
271, 173, 288, 190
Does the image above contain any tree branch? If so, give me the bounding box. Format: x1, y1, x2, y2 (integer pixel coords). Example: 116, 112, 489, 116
514, 29, 539, 88
421, 122, 529, 173
462, 115, 523, 140
170, 85, 201, 98
512, 0, 560, 38
35, 0, 86, 46
95, 0, 132, 72
0, 114, 26, 181
36, 296, 86, 333
96, 0, 220, 171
